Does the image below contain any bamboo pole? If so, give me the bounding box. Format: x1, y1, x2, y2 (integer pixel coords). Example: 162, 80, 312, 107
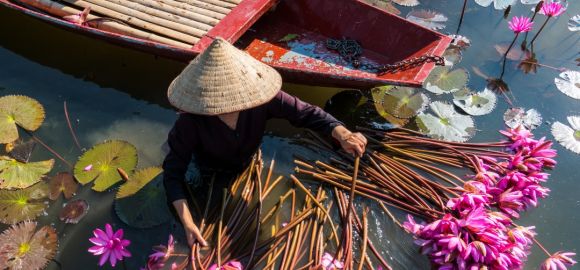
131, 0, 220, 25
60, 0, 199, 43
220, 0, 240, 4
155, 0, 225, 20
86, 0, 209, 36
175, 0, 233, 14
193, 0, 236, 9
18, 0, 193, 48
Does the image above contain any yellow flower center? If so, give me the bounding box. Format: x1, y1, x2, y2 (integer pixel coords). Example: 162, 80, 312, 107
16, 197, 28, 205
18, 243, 30, 256
574, 130, 580, 141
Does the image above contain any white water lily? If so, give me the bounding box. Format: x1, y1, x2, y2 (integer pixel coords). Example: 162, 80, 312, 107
551, 116, 580, 154
416, 101, 476, 142
475, 0, 540, 9
554, 70, 580, 99
453, 88, 497, 116
503, 107, 542, 130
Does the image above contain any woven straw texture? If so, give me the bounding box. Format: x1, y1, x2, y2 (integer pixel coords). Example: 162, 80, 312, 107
168, 37, 282, 115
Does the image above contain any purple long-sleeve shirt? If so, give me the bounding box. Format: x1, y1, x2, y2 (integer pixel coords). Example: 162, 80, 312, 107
162, 91, 343, 203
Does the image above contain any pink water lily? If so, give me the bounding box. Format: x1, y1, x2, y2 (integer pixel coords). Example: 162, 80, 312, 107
508, 16, 534, 34
84, 164, 93, 171
540, 2, 565, 17
88, 223, 131, 267
541, 252, 577, 270
145, 235, 175, 270
320, 252, 344, 269
208, 260, 243, 270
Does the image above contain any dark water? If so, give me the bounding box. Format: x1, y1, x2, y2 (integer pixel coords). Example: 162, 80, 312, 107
0, 0, 579, 269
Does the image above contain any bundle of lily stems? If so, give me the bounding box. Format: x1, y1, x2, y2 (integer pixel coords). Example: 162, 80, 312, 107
163, 126, 574, 270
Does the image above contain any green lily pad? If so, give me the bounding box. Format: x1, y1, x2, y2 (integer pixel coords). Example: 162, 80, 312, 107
453, 88, 497, 116
423, 67, 469, 95
0, 156, 54, 190
371, 86, 409, 126
0, 182, 49, 224
416, 101, 476, 142
116, 166, 163, 199
378, 86, 429, 119
48, 172, 79, 200
0, 95, 45, 144
115, 179, 171, 228
74, 140, 138, 192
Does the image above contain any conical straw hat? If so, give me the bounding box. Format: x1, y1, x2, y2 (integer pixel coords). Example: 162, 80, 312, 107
168, 37, 282, 115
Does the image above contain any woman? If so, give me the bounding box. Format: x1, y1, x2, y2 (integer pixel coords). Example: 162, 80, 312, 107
163, 38, 367, 248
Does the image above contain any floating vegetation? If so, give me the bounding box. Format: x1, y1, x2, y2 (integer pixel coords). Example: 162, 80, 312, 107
362, 0, 401, 14
116, 166, 163, 199
416, 101, 476, 142
0, 182, 50, 224
59, 199, 89, 224
453, 88, 497, 116
503, 107, 542, 130
554, 70, 580, 100
423, 66, 469, 95
48, 172, 78, 200
551, 116, 580, 154
449, 35, 471, 49
115, 179, 171, 229
5, 139, 36, 163
371, 86, 409, 126
0, 221, 57, 270
442, 47, 462, 67
372, 86, 429, 119
0, 156, 54, 190
392, 0, 419, 6
406, 10, 447, 30
0, 95, 45, 144
569, 14, 580, 31
474, 0, 539, 10
74, 140, 138, 192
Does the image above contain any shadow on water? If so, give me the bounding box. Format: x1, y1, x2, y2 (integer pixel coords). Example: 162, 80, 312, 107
0, 7, 185, 107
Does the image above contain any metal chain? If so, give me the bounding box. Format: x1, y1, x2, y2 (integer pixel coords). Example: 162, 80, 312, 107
326, 38, 445, 75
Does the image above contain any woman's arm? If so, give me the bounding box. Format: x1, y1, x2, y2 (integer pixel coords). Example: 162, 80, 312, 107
163, 114, 207, 246
267, 91, 367, 156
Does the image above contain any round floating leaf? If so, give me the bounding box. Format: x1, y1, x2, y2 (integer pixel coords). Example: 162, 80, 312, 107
371, 86, 409, 126
362, 0, 401, 14
74, 140, 138, 192
503, 107, 542, 130
569, 14, 580, 32
0, 156, 54, 190
416, 101, 476, 142
48, 172, 79, 200
474, 0, 515, 10
0, 221, 57, 270
0, 182, 49, 224
406, 10, 447, 30
449, 35, 471, 50
115, 179, 171, 228
424, 67, 469, 95
116, 166, 163, 199
453, 88, 497, 116
443, 47, 463, 67
554, 70, 580, 99
551, 116, 580, 154
59, 199, 89, 224
379, 86, 429, 119
6, 139, 37, 163
0, 95, 45, 144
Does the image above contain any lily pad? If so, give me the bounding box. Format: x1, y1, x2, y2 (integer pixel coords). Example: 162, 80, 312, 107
416, 101, 476, 142
5, 139, 37, 163
551, 116, 580, 154
406, 10, 447, 30
362, 0, 400, 14
569, 14, 580, 32
0, 221, 57, 270
116, 166, 163, 199
449, 35, 471, 50
474, 0, 516, 9
0, 95, 45, 144
48, 172, 79, 200
74, 140, 138, 192
554, 70, 580, 100
453, 88, 497, 116
375, 86, 429, 119
392, 0, 419, 6
503, 107, 542, 130
0, 156, 54, 190
115, 179, 171, 229
59, 199, 89, 224
424, 67, 469, 95
0, 182, 49, 224
443, 47, 462, 67
371, 86, 409, 126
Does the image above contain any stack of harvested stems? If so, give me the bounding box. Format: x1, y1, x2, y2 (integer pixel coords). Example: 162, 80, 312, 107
186, 152, 393, 269
15, 0, 240, 48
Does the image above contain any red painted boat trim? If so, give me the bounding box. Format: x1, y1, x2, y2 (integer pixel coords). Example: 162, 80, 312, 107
192, 0, 277, 53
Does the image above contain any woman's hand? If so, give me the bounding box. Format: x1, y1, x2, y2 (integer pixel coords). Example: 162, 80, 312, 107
172, 199, 208, 247
332, 125, 367, 157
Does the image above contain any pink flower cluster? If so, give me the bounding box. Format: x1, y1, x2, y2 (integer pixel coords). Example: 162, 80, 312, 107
540, 2, 566, 17
404, 127, 576, 269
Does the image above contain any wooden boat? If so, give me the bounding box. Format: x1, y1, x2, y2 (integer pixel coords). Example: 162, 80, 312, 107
0, 0, 451, 88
